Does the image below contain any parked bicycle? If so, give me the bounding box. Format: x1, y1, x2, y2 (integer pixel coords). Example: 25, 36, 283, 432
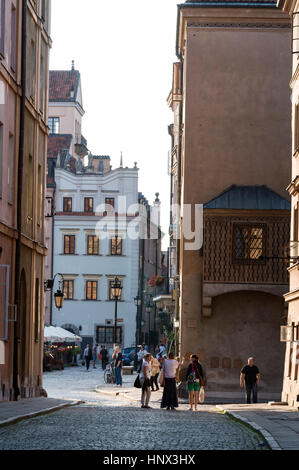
104, 361, 116, 384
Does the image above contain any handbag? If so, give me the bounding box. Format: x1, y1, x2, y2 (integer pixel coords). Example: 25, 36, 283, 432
134, 374, 142, 389
159, 367, 165, 387
81, 360, 85, 366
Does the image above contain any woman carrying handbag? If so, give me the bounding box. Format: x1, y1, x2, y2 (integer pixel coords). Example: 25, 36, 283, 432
139, 353, 152, 409
186, 354, 204, 411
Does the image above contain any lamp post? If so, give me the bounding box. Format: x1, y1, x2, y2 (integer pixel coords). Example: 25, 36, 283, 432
146, 300, 152, 352
134, 294, 141, 370
111, 277, 122, 344
44, 273, 65, 311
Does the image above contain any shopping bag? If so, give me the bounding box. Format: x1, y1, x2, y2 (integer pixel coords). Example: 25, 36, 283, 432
199, 386, 205, 404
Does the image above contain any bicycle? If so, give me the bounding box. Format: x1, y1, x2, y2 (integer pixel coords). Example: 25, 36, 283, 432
104, 361, 116, 384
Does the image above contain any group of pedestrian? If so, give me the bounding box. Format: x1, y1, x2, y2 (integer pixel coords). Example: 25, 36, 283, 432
82, 344, 109, 371
136, 352, 261, 410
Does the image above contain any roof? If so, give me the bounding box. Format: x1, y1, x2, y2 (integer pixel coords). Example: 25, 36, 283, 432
203, 185, 291, 210
47, 134, 72, 160
49, 70, 81, 102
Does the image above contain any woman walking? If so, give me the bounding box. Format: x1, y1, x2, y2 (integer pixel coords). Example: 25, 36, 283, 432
186, 354, 204, 411
140, 353, 152, 408
161, 352, 184, 411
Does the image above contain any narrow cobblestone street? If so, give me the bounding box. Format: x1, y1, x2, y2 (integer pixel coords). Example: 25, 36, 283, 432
0, 366, 268, 450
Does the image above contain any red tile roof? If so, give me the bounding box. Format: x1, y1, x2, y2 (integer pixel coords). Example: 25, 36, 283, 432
47, 134, 72, 159
49, 70, 80, 102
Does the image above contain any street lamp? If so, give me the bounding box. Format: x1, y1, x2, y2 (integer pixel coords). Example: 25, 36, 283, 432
134, 294, 142, 370
111, 277, 122, 344
146, 300, 152, 352
44, 273, 65, 311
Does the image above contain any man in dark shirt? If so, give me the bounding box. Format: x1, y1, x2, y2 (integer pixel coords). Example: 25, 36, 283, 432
240, 357, 260, 404
100, 345, 108, 370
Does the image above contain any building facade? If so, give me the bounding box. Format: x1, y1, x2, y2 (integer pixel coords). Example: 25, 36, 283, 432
51, 157, 139, 351
168, 0, 291, 394
45, 66, 87, 326
277, 0, 299, 408
0, 0, 51, 401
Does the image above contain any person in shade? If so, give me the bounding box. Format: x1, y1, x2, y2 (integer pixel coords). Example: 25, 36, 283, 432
186, 355, 204, 411
240, 357, 261, 404
100, 345, 108, 370
161, 352, 185, 411
140, 353, 152, 408
92, 343, 98, 369
83, 344, 93, 371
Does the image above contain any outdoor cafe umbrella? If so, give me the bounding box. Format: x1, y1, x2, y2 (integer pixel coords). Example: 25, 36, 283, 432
44, 325, 82, 343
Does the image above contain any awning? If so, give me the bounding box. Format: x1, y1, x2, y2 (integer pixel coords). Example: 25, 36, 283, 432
44, 325, 82, 343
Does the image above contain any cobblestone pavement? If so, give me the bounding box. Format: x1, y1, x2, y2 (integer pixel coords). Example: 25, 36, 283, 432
0, 366, 268, 450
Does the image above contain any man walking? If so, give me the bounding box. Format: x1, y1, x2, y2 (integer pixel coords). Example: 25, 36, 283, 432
83, 344, 93, 371
240, 357, 260, 404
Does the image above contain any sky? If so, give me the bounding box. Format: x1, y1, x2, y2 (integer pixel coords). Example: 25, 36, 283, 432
50, 0, 180, 249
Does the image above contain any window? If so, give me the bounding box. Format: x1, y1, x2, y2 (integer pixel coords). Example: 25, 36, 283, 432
30, 39, 36, 99
109, 279, 123, 301
295, 105, 299, 154
63, 197, 72, 212
63, 280, 74, 300
87, 235, 99, 255
48, 117, 60, 134
10, 4, 16, 71
0, 0, 5, 57
84, 197, 93, 213
34, 279, 40, 342
64, 235, 75, 254
233, 224, 265, 263
8, 133, 14, 204
105, 197, 115, 211
0, 122, 3, 197
111, 236, 122, 255
86, 280, 98, 300
293, 13, 299, 54
96, 326, 122, 345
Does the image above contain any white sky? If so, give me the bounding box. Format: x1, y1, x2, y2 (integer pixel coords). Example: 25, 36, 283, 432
50, 0, 180, 249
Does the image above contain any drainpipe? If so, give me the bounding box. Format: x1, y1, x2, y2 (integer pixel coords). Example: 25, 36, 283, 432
13, 0, 27, 401
174, 4, 184, 356
49, 183, 55, 326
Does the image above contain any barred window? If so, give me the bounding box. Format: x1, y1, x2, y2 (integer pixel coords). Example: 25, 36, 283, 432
86, 280, 98, 300
96, 326, 122, 344
87, 235, 99, 255
233, 224, 265, 262
63, 280, 74, 300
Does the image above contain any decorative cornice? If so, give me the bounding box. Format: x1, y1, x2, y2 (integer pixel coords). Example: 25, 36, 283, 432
187, 21, 291, 28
